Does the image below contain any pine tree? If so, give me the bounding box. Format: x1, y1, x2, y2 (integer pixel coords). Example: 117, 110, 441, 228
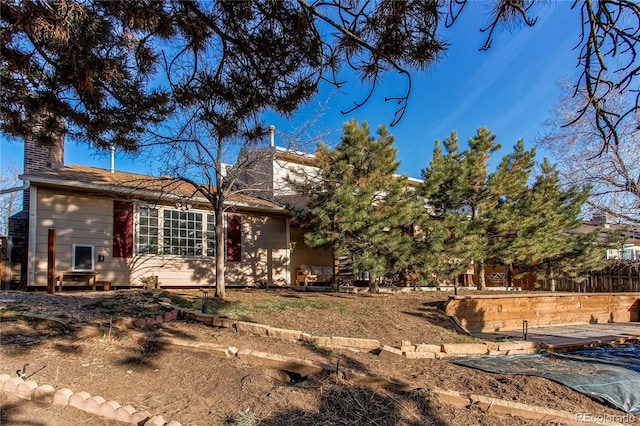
420, 130, 539, 289
459, 128, 503, 289
303, 120, 419, 291
4, 1, 636, 152
417, 132, 474, 285
516, 159, 605, 290
420, 129, 604, 291
484, 140, 537, 286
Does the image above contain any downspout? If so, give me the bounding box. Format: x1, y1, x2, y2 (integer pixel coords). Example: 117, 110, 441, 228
27, 185, 37, 287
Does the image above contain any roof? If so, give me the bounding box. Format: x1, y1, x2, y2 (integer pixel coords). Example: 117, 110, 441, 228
577, 220, 640, 245
21, 165, 287, 214
272, 146, 425, 185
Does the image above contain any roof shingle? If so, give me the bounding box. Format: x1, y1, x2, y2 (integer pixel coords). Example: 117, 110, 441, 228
22, 165, 285, 212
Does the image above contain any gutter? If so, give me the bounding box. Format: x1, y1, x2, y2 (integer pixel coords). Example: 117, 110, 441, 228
0, 180, 29, 195
22, 175, 289, 215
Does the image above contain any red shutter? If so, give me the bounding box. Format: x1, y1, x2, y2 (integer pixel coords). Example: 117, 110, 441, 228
226, 214, 242, 262
113, 201, 134, 258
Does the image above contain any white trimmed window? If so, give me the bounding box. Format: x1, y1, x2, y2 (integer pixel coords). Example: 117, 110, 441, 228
72, 244, 94, 271
136, 206, 215, 257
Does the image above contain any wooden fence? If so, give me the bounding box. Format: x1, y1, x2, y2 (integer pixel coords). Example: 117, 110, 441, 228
554, 260, 640, 293
0, 236, 5, 290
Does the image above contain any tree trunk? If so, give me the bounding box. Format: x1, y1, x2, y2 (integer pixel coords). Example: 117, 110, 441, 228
214, 136, 226, 300
476, 260, 486, 290
214, 206, 226, 299
331, 249, 340, 291
368, 273, 379, 293
548, 263, 556, 292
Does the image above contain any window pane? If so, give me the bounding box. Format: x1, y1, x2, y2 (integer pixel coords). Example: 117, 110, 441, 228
137, 207, 159, 255
206, 214, 216, 257
73, 245, 94, 271
149, 237, 158, 255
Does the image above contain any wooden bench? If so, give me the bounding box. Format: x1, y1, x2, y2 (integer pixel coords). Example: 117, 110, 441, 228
55, 271, 109, 291
296, 265, 333, 287
94, 280, 112, 291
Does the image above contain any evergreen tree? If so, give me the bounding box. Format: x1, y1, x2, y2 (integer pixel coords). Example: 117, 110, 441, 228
420, 129, 604, 291
3, 1, 637, 152
517, 159, 605, 290
417, 132, 473, 285
419, 127, 503, 289
303, 121, 418, 291
484, 140, 537, 285
459, 128, 503, 289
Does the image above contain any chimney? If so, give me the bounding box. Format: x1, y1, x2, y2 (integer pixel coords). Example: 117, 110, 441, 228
23, 108, 65, 211
592, 213, 611, 228
269, 125, 275, 147
24, 108, 65, 174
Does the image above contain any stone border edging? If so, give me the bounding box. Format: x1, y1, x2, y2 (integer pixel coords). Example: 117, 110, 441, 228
0, 373, 181, 426
8, 310, 622, 426
22, 299, 540, 359
23, 298, 541, 359
175, 307, 541, 358
145, 336, 625, 426
0, 343, 625, 426
146, 336, 416, 392
432, 389, 626, 426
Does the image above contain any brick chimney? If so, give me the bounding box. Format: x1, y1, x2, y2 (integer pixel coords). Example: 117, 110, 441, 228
22, 109, 65, 210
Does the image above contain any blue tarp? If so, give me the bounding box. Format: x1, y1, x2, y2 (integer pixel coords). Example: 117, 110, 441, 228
451, 345, 640, 414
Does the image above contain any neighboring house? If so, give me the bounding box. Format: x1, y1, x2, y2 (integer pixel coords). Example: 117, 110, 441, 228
578, 214, 640, 261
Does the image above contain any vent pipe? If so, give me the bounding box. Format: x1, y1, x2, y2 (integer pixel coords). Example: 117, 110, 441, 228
110, 145, 115, 173
269, 125, 275, 147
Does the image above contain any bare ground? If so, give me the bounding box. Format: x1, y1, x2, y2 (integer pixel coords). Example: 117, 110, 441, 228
0, 288, 636, 426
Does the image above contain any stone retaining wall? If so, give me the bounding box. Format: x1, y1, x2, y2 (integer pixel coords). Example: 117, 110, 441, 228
445, 292, 640, 333
177, 308, 540, 358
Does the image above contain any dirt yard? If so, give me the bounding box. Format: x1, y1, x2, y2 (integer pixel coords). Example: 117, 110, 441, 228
0, 288, 636, 425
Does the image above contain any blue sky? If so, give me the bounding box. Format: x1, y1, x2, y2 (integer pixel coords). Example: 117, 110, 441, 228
1, 2, 583, 181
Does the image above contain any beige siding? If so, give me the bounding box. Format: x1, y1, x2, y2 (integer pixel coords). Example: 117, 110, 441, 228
289, 226, 332, 284
33, 188, 288, 288
226, 214, 288, 286
34, 189, 123, 286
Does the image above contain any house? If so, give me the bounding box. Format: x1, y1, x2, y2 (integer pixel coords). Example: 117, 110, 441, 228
6, 128, 336, 290
576, 214, 640, 261
21, 165, 299, 289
